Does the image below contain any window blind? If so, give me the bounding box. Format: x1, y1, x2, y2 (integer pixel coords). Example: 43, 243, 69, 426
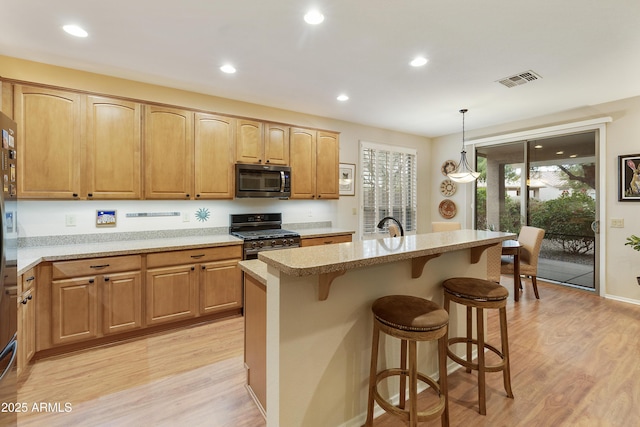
360, 142, 417, 236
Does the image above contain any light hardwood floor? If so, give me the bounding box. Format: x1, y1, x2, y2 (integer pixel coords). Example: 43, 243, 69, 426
16, 278, 640, 426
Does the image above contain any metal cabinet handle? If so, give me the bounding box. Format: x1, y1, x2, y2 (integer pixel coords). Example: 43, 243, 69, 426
104, 277, 110, 282
88, 279, 95, 284
90, 264, 110, 269
25, 276, 35, 282
190, 254, 205, 259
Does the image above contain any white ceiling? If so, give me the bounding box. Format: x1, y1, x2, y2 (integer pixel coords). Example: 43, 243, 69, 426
1, 0, 639, 137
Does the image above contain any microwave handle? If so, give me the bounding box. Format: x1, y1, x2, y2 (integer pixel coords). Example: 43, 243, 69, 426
280, 171, 286, 191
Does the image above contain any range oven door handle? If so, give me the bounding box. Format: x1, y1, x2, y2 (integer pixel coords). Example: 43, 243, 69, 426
0, 335, 17, 381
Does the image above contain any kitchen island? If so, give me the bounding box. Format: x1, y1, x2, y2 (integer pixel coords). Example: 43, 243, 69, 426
240, 229, 515, 427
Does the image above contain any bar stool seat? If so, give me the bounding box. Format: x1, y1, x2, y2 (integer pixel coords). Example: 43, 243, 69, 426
365, 295, 449, 427
442, 277, 513, 416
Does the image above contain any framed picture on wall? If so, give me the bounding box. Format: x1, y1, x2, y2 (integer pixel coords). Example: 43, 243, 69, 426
618, 154, 640, 201
339, 163, 356, 196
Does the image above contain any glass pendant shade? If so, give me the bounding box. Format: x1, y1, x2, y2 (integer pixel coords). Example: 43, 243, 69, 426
447, 109, 479, 183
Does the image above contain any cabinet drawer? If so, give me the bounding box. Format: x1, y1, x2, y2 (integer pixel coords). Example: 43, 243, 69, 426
301, 234, 352, 247
19, 268, 36, 294
146, 246, 242, 268
52, 255, 142, 279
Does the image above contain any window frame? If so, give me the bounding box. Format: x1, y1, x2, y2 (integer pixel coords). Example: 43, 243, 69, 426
359, 141, 417, 239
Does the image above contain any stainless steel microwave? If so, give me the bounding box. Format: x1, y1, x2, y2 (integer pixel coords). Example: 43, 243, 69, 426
235, 163, 291, 198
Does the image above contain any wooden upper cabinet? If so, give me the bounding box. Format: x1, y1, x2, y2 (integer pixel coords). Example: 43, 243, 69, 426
85, 96, 142, 199
144, 105, 194, 199
290, 128, 340, 199
236, 119, 263, 164
290, 127, 316, 199
15, 85, 82, 199
236, 120, 289, 165
1, 80, 13, 119
264, 123, 289, 165
194, 113, 235, 199
316, 131, 340, 199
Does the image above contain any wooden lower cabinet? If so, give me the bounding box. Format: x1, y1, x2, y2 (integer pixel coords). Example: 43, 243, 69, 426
145, 265, 198, 326
200, 259, 243, 315
301, 233, 353, 247
35, 245, 242, 355
18, 287, 35, 375
50, 255, 143, 346
102, 271, 143, 335
51, 276, 99, 345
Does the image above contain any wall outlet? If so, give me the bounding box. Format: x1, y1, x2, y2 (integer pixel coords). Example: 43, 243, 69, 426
611, 218, 624, 228
352, 208, 357, 215
65, 214, 77, 227
307, 208, 313, 217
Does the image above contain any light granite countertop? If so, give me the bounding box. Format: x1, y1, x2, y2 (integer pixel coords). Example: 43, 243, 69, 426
238, 259, 269, 285
259, 229, 515, 277
17, 226, 355, 276
17, 234, 243, 274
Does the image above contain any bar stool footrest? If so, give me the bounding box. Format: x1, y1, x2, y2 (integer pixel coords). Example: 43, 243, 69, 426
447, 337, 508, 372
373, 368, 446, 422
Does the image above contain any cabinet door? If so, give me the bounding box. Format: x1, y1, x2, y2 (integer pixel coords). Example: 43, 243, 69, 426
236, 119, 263, 163
264, 123, 289, 165
144, 105, 193, 199
290, 127, 316, 199
51, 277, 99, 345
316, 131, 340, 199
86, 96, 141, 199
15, 85, 82, 199
146, 265, 198, 325
199, 260, 242, 315
102, 271, 143, 335
17, 287, 36, 376
194, 113, 234, 199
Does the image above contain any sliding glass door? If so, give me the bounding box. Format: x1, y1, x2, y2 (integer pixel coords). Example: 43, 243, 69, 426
476, 131, 597, 290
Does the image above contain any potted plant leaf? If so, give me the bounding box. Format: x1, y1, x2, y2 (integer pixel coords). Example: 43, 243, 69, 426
625, 235, 640, 285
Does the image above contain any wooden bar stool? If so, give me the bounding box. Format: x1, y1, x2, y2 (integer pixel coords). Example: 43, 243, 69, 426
442, 277, 513, 415
365, 295, 449, 427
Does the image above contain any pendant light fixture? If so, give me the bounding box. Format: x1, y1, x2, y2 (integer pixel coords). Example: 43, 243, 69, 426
447, 108, 480, 183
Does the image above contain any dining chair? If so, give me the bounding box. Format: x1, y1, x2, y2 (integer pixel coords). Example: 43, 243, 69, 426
432, 222, 461, 232
501, 226, 545, 299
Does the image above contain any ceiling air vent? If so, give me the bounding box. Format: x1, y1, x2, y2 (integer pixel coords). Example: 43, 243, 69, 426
497, 70, 542, 88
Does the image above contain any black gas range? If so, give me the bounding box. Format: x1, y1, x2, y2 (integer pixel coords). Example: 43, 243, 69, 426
230, 213, 301, 260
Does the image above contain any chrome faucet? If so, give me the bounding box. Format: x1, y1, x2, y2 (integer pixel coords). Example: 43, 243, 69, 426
376, 216, 404, 237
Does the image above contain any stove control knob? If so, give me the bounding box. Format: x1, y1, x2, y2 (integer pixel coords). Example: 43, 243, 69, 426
271, 240, 276, 246
258, 241, 264, 248
251, 242, 257, 249
289, 239, 295, 245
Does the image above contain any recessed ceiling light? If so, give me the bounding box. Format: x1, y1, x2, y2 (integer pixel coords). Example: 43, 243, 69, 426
534, 144, 543, 149
63, 24, 88, 38
337, 94, 349, 102
556, 151, 564, 155
569, 154, 577, 158
220, 64, 236, 74
304, 10, 324, 25
410, 57, 428, 67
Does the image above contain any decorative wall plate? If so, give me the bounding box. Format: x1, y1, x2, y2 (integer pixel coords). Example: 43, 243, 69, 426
438, 200, 457, 219
439, 179, 457, 197
441, 159, 457, 176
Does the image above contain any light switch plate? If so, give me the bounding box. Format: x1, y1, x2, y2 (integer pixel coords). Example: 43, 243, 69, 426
611, 218, 624, 228
65, 214, 77, 227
